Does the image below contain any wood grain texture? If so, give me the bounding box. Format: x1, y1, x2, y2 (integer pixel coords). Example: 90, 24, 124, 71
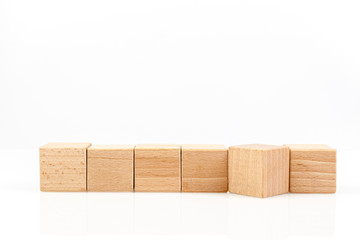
228, 144, 289, 198
284, 144, 336, 193
135, 144, 180, 192
182, 144, 228, 192
87, 145, 134, 192
39, 142, 91, 192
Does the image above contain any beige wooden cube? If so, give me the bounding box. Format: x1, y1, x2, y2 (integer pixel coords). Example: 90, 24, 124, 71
39, 142, 91, 192
228, 144, 289, 198
182, 144, 228, 192
135, 144, 180, 192
87, 145, 134, 192
284, 144, 336, 193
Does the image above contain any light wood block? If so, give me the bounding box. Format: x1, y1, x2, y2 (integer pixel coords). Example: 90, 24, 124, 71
135, 144, 180, 192
284, 144, 336, 193
228, 144, 289, 198
39, 142, 91, 192
87, 145, 134, 192
182, 144, 228, 192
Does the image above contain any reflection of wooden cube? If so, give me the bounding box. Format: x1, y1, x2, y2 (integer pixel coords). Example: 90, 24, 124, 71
87, 145, 134, 192
228, 144, 289, 198
39, 142, 91, 192
135, 144, 180, 192
182, 144, 227, 192
284, 144, 336, 193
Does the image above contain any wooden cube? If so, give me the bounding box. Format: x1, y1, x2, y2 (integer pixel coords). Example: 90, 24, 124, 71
39, 142, 91, 192
135, 144, 180, 192
87, 145, 134, 192
284, 144, 336, 193
182, 144, 228, 192
228, 144, 289, 198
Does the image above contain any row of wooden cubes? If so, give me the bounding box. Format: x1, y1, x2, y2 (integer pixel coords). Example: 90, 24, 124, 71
39, 143, 336, 197
40, 143, 228, 192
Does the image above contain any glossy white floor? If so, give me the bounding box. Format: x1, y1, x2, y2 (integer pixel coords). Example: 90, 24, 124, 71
0, 149, 359, 240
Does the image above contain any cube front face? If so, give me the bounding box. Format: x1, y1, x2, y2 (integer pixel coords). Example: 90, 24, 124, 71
135, 144, 181, 192
285, 144, 336, 193
87, 145, 134, 192
262, 147, 289, 197
182, 144, 228, 192
39, 143, 91, 192
228, 147, 264, 197
228, 144, 289, 198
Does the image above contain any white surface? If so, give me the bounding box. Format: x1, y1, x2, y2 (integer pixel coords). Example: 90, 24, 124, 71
1, 0, 360, 239
0, 149, 359, 240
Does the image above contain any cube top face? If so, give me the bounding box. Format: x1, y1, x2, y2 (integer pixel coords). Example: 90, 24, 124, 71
182, 144, 227, 192
40, 142, 91, 192
285, 144, 336, 193
135, 144, 180, 150
228, 144, 289, 198
87, 145, 134, 192
40, 142, 92, 149
284, 144, 335, 151
229, 144, 285, 151
135, 144, 181, 192
88, 144, 134, 150
182, 144, 227, 151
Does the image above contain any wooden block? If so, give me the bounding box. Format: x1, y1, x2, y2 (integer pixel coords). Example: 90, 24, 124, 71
228, 144, 289, 198
39, 142, 91, 192
87, 145, 134, 192
284, 144, 336, 193
135, 144, 180, 192
182, 144, 228, 192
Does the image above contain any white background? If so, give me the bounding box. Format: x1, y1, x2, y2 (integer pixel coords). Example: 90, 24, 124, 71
1, 0, 360, 239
